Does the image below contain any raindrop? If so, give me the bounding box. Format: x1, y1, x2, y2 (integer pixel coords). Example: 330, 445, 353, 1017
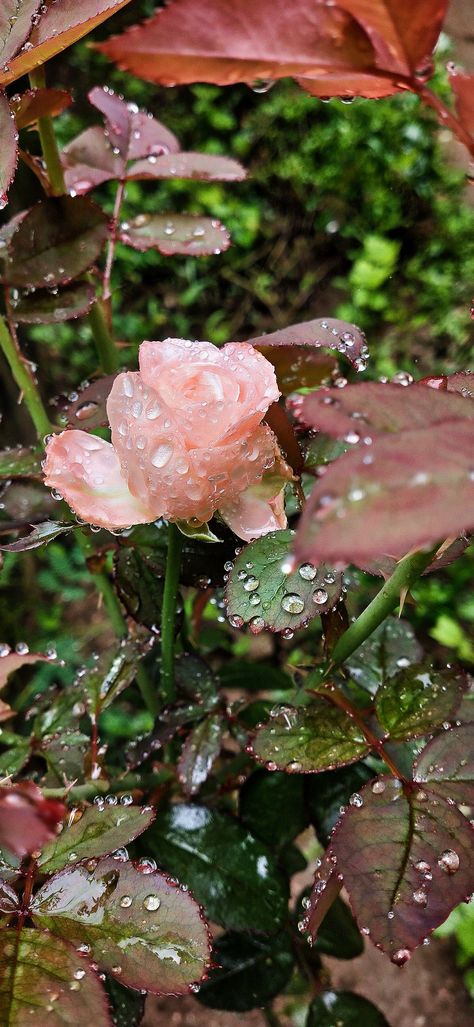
281, 593, 305, 614
438, 849, 460, 874
349, 792, 363, 808
143, 894, 161, 911
250, 78, 275, 93
120, 895, 133, 908
73, 969, 86, 980
392, 948, 411, 966
15, 642, 29, 655
136, 858, 157, 874
249, 593, 261, 606
371, 780, 386, 794
243, 575, 260, 592
228, 614, 244, 629
413, 888, 427, 907
313, 588, 328, 605
299, 563, 317, 581
249, 616, 265, 634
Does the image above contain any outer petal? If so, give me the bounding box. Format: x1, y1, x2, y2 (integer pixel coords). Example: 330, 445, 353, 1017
220, 486, 287, 542
43, 430, 153, 530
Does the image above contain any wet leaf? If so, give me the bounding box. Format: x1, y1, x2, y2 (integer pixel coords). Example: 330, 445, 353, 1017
295, 888, 363, 959
38, 803, 155, 873
88, 86, 179, 162
0, 928, 112, 1026
356, 535, 470, 579
300, 854, 343, 945
250, 697, 370, 773
197, 930, 294, 1011
31, 857, 211, 993
375, 665, 466, 741
414, 723, 474, 805
306, 991, 389, 1027
3, 197, 109, 288
11, 87, 72, 129
40, 729, 90, 787
296, 421, 474, 565
445, 371, 474, 399
11, 281, 95, 324
118, 213, 230, 257
0, 645, 59, 689
128, 151, 246, 182
0, 520, 74, 552
80, 635, 154, 716
0, 879, 19, 914
175, 519, 221, 543
177, 713, 226, 796
225, 529, 342, 634
449, 71, 474, 139
256, 349, 336, 395
60, 374, 117, 430
300, 382, 474, 438
239, 769, 309, 848
0, 782, 65, 858
104, 975, 145, 1027
0, 446, 43, 479
328, 777, 474, 961
114, 548, 164, 630
0, 0, 135, 87
345, 618, 423, 696
0, 2, 42, 71
0, 91, 17, 209
247, 317, 368, 370
62, 126, 124, 193
305, 763, 373, 845
0, 739, 30, 776
304, 434, 350, 471
146, 803, 289, 931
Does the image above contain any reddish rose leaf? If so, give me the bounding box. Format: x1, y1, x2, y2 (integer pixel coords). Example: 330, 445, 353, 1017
0, 1, 42, 71
60, 374, 117, 430
414, 723, 474, 805
0, 521, 74, 553
260, 350, 336, 396
89, 86, 179, 161
98, 0, 448, 98
296, 421, 474, 566
449, 70, 474, 139
3, 197, 109, 287
0, 646, 59, 689
356, 535, 471, 580
62, 126, 124, 194
31, 857, 211, 993
0, 91, 17, 209
303, 853, 343, 944
445, 371, 474, 400
11, 87, 72, 129
329, 777, 474, 962
119, 213, 230, 256
0, 880, 19, 913
0, 782, 65, 858
38, 803, 156, 873
128, 151, 246, 182
178, 713, 226, 796
299, 382, 474, 439
375, 665, 466, 741
0, 0, 135, 87
11, 281, 95, 324
250, 696, 369, 773
0, 928, 112, 1026
247, 318, 368, 370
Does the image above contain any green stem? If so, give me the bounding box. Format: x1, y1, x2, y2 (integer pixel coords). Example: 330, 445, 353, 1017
326, 546, 436, 674
160, 523, 184, 703
0, 314, 52, 438
87, 295, 120, 374
28, 68, 66, 195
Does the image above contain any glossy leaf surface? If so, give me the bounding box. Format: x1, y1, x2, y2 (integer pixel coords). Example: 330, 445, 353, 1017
414, 723, 474, 804
375, 665, 466, 740
118, 214, 230, 256
177, 713, 225, 796
11, 88, 72, 129
296, 888, 363, 959
0, 446, 42, 479
0, 520, 74, 552
80, 635, 153, 716
345, 618, 422, 696
248, 317, 368, 369
127, 151, 246, 182
38, 803, 155, 873
306, 991, 389, 1027
0, 91, 17, 208
11, 281, 95, 324
197, 930, 294, 1011
250, 697, 369, 772
31, 857, 211, 993
4, 197, 109, 288
239, 769, 308, 848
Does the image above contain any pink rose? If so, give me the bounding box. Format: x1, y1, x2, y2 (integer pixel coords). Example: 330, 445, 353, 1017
44, 338, 290, 541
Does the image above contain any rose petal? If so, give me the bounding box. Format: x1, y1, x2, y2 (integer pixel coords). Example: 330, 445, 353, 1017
43, 430, 153, 529
220, 485, 287, 542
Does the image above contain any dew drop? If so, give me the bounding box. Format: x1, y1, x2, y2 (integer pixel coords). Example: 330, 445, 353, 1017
243, 575, 260, 592
349, 792, 363, 808
281, 592, 305, 614
151, 443, 173, 468
313, 588, 328, 605
438, 849, 460, 874
299, 563, 317, 581
413, 888, 427, 907
120, 895, 132, 908
143, 894, 161, 911
249, 616, 265, 634
392, 948, 411, 966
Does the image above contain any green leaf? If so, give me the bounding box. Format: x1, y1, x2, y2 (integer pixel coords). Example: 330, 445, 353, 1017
0, 928, 111, 1026
38, 803, 155, 873
0, 520, 74, 552
114, 549, 164, 630
31, 857, 211, 994
11, 282, 95, 324
176, 519, 221, 543
239, 769, 309, 848
304, 434, 350, 470
226, 529, 342, 634
4, 197, 109, 288
305, 763, 373, 845
0, 740, 30, 777
375, 665, 466, 741
0, 446, 42, 479
119, 213, 230, 257
145, 803, 289, 931
250, 698, 369, 773
295, 889, 363, 959
197, 930, 294, 1011
306, 991, 390, 1027
80, 635, 153, 716
345, 617, 422, 696
104, 976, 145, 1027
177, 714, 226, 796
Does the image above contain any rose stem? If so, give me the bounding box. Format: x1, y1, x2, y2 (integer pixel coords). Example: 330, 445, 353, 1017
0, 313, 52, 439
160, 522, 184, 703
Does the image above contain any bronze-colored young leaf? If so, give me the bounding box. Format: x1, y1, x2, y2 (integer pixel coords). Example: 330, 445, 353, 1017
0, 2, 41, 71
11, 87, 72, 129
38, 803, 156, 873
118, 213, 230, 257
31, 857, 211, 993
128, 152, 246, 182
0, 91, 17, 208
11, 281, 95, 324
296, 421, 474, 565
414, 723, 474, 804
60, 374, 117, 430
375, 665, 466, 741
246, 317, 368, 370
250, 697, 369, 773
226, 529, 342, 634
0, 646, 60, 689
0, 445, 42, 479
0, 782, 65, 858
0, 928, 112, 1026
4, 197, 109, 288
62, 126, 124, 194
302, 853, 343, 944
328, 777, 474, 962
0, 520, 74, 552
177, 713, 226, 796
0, 879, 19, 914
89, 86, 179, 162
449, 70, 474, 140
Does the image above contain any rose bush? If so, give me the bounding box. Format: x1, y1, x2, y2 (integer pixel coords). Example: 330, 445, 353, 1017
44, 337, 290, 539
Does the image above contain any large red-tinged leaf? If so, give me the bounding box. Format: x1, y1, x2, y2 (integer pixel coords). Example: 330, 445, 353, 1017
300, 853, 343, 944
226, 529, 342, 635
445, 371, 474, 399
0, 445, 42, 479
374, 665, 466, 741
0, 0, 135, 87
0, 645, 59, 689
0, 782, 65, 858
414, 724, 474, 805
119, 213, 230, 256
250, 696, 370, 772
0, 520, 74, 552
296, 421, 474, 566
357, 535, 471, 580
0, 92, 17, 209
3, 197, 109, 288
62, 126, 124, 194
38, 803, 156, 873
11, 87, 72, 129
98, 0, 448, 98
299, 382, 474, 439
59, 374, 117, 430
11, 281, 95, 324
449, 71, 474, 139
0, 1, 41, 71
247, 317, 368, 371
177, 713, 226, 796
31, 857, 211, 993
128, 151, 246, 182
89, 86, 179, 161
327, 777, 474, 962
0, 928, 112, 1026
